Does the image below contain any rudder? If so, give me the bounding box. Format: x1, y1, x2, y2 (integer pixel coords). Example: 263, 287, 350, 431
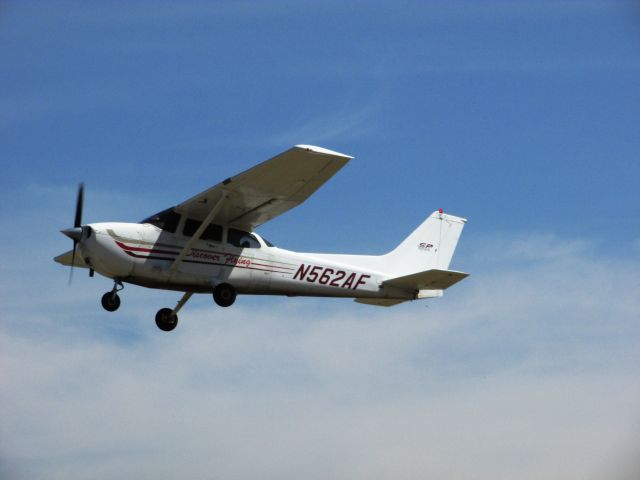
384, 210, 466, 276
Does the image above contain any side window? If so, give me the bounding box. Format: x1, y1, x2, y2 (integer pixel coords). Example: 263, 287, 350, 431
227, 228, 260, 248
141, 208, 180, 234
201, 224, 222, 242
183, 218, 201, 237
182, 219, 222, 242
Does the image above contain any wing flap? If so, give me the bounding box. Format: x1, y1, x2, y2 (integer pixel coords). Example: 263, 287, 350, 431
383, 269, 469, 291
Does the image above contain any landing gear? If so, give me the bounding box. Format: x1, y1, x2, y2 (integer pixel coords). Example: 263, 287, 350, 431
101, 280, 123, 312
213, 283, 236, 307
101, 292, 120, 311
155, 308, 178, 331
155, 292, 193, 332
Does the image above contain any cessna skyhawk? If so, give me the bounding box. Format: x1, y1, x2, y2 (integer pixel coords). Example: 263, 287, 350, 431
55, 145, 468, 331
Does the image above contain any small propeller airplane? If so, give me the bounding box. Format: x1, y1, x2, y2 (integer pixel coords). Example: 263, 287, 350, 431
55, 145, 469, 331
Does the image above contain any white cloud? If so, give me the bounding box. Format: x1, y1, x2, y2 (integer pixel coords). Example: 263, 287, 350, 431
1, 230, 640, 479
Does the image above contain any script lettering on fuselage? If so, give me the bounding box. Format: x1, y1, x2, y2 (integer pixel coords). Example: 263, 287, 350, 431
225, 254, 251, 267
293, 264, 370, 290
189, 249, 221, 262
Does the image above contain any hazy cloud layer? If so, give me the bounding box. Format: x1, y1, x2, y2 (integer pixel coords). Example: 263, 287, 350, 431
1, 234, 639, 480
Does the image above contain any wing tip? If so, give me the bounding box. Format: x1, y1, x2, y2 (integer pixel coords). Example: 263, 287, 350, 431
294, 144, 353, 159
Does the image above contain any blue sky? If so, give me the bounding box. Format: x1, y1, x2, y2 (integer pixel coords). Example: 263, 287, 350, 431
1, 1, 640, 479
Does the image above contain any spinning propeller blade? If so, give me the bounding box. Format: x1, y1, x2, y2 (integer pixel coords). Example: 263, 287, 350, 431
74, 182, 84, 228
69, 183, 84, 284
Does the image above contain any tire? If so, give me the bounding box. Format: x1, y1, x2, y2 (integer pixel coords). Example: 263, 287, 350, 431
101, 292, 121, 312
213, 283, 236, 307
155, 308, 178, 332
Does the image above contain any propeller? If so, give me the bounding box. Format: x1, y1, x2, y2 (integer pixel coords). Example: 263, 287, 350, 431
61, 183, 84, 284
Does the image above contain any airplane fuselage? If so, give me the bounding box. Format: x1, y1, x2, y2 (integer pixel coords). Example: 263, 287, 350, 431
78, 222, 406, 301
56, 145, 467, 331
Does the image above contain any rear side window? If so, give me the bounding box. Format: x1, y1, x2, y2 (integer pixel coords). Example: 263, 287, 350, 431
227, 228, 260, 248
183, 219, 222, 242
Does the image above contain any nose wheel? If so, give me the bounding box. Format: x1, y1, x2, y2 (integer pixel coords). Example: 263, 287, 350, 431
101, 280, 123, 312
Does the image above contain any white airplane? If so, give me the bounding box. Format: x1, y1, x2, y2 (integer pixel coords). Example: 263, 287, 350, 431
55, 145, 468, 331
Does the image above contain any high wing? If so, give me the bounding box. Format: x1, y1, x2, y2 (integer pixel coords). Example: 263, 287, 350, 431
172, 145, 352, 231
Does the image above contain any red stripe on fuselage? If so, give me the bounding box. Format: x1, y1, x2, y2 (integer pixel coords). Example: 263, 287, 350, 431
115, 240, 295, 271
115, 241, 179, 256
249, 261, 295, 271
121, 246, 290, 274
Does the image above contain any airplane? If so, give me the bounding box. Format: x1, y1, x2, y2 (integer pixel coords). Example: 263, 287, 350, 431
55, 145, 469, 331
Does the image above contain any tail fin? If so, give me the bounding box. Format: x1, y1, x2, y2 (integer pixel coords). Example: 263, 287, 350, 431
384, 210, 466, 276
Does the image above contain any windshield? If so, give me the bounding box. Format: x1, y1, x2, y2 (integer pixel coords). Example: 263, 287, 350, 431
141, 208, 180, 233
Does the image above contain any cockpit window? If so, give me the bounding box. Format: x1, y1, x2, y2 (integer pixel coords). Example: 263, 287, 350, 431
183, 218, 222, 242
141, 208, 180, 233
227, 228, 260, 248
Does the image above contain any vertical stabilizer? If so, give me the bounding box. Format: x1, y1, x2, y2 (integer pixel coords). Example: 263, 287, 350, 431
384, 210, 466, 276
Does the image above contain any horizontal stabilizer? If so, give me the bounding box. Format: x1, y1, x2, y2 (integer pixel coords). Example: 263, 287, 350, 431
354, 298, 407, 307
54, 250, 89, 268
383, 269, 468, 291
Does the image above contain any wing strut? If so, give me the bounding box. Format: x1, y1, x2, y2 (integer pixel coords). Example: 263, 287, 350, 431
172, 292, 193, 314
168, 192, 227, 273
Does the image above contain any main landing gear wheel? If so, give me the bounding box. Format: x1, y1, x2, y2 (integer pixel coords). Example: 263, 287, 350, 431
101, 291, 121, 312
213, 283, 236, 307
155, 308, 178, 332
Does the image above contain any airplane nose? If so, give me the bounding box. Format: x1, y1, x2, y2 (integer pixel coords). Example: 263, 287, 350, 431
61, 227, 83, 241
